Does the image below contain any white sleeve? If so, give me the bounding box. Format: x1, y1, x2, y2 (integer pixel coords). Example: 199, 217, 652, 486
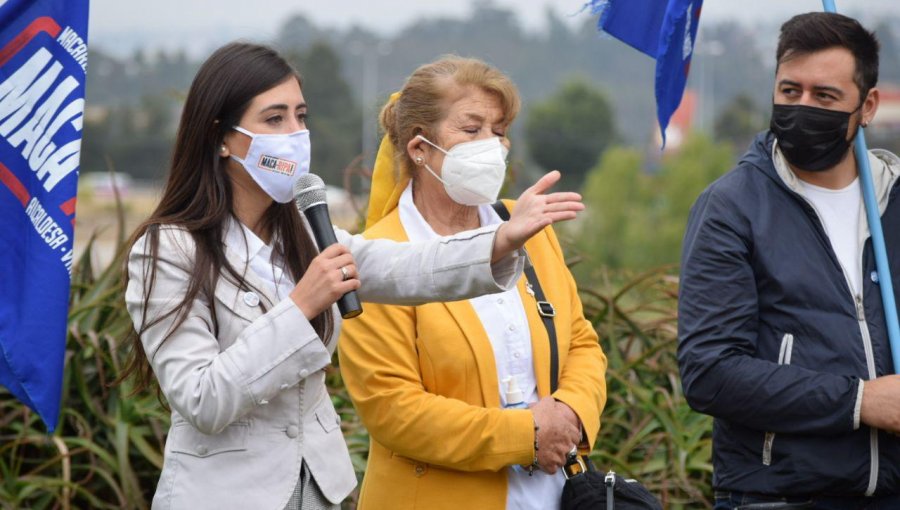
334, 223, 524, 305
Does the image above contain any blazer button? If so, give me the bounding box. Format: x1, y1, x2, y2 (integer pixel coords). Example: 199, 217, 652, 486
243, 292, 260, 307
286, 425, 300, 438
196, 444, 208, 456
414, 463, 426, 477
299, 369, 309, 378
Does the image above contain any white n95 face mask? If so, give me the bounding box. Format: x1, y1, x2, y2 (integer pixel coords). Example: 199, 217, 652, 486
230, 126, 311, 203
417, 135, 508, 206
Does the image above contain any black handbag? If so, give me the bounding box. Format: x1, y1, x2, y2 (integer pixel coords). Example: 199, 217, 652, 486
562, 468, 663, 510
492, 201, 662, 510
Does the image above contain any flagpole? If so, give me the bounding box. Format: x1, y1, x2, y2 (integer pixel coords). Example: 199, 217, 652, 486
823, 0, 900, 371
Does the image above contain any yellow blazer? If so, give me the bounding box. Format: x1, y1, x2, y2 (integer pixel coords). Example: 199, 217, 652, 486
338, 200, 607, 510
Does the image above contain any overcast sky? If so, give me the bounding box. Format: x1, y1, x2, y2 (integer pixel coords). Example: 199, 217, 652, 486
87, 0, 899, 56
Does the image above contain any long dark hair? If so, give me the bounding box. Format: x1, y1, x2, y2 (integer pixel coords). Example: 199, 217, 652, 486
119, 42, 332, 394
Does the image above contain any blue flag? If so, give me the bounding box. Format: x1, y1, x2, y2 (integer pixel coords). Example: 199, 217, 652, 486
0, 0, 90, 432
592, 0, 703, 146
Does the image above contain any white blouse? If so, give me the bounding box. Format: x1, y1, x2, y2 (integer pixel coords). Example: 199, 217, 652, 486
223, 217, 296, 302
398, 183, 565, 510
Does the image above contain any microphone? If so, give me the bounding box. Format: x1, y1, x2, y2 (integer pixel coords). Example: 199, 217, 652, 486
294, 174, 362, 319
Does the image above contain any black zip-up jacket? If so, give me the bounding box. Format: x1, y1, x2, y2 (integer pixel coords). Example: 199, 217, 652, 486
678, 131, 900, 495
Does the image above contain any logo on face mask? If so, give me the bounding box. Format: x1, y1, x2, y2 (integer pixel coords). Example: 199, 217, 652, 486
258, 155, 297, 176
230, 125, 311, 203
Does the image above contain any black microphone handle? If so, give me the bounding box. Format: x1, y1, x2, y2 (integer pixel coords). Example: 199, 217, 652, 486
302, 203, 363, 319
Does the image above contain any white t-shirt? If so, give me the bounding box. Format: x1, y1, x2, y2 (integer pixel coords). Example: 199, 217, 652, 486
397, 183, 565, 510
798, 178, 862, 295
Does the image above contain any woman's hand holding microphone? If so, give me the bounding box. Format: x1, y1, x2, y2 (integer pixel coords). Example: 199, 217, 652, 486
290, 243, 360, 319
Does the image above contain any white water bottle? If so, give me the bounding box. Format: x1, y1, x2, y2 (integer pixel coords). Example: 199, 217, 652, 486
503, 376, 529, 473
503, 376, 528, 410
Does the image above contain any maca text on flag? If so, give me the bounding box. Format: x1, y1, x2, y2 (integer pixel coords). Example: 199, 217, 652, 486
0, 46, 85, 193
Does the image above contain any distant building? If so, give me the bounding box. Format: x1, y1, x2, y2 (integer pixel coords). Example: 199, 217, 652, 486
652, 89, 698, 152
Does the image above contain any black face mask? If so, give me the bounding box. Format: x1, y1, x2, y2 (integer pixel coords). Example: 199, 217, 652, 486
769, 103, 860, 172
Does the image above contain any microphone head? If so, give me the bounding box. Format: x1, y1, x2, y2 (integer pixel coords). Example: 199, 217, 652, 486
294, 173, 327, 211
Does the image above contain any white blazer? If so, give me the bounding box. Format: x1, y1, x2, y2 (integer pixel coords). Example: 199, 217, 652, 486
124, 223, 523, 510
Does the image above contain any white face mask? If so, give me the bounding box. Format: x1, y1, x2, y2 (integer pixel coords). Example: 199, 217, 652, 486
230, 126, 311, 203
417, 135, 508, 206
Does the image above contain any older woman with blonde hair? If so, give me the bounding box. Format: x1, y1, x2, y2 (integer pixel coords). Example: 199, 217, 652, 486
338, 56, 607, 510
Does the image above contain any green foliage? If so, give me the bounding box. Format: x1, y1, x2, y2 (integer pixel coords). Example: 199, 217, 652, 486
574, 133, 733, 275
584, 267, 712, 508
575, 146, 646, 269
714, 93, 766, 150
285, 42, 363, 188
525, 78, 617, 191
80, 95, 176, 181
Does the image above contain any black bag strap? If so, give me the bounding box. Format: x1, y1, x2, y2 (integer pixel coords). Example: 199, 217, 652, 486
494, 200, 597, 481
492, 201, 559, 392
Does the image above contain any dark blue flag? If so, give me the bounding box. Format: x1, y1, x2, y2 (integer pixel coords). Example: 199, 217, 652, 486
592, 0, 703, 146
0, 0, 90, 432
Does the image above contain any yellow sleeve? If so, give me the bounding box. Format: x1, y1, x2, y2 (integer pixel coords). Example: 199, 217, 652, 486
543, 226, 608, 450
338, 302, 535, 472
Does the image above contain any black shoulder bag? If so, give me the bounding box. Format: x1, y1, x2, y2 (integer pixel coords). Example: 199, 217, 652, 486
492, 201, 662, 510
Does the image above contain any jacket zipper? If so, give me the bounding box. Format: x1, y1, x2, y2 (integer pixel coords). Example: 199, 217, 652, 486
856, 294, 879, 496
800, 196, 879, 495
763, 333, 794, 465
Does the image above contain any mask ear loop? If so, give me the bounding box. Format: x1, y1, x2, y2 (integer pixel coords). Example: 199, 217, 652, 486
228, 125, 255, 165
415, 134, 451, 185
415, 134, 449, 155
232, 125, 254, 137
422, 162, 449, 186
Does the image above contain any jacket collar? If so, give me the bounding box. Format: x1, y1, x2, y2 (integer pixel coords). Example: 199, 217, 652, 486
766, 134, 900, 214
748, 131, 900, 219
216, 217, 278, 322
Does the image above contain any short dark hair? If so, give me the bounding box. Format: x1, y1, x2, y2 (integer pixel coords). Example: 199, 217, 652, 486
776, 12, 880, 100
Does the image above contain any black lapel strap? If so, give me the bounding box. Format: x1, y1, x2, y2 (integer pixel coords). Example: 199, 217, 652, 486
491, 201, 559, 393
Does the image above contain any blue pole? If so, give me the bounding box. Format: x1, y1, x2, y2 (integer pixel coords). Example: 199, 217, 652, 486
823, 0, 900, 371
855, 131, 900, 370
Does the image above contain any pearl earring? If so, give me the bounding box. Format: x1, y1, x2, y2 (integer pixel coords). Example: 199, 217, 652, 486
415, 156, 423, 165
219, 145, 227, 154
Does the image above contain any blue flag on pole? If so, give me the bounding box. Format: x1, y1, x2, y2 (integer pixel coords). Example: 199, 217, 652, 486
0, 0, 90, 433
592, 0, 703, 146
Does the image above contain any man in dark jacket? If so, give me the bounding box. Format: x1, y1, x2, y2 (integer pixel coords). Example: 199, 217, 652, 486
678, 12, 900, 508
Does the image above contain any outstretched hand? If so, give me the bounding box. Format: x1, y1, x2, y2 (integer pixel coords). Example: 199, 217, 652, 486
492, 171, 583, 262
